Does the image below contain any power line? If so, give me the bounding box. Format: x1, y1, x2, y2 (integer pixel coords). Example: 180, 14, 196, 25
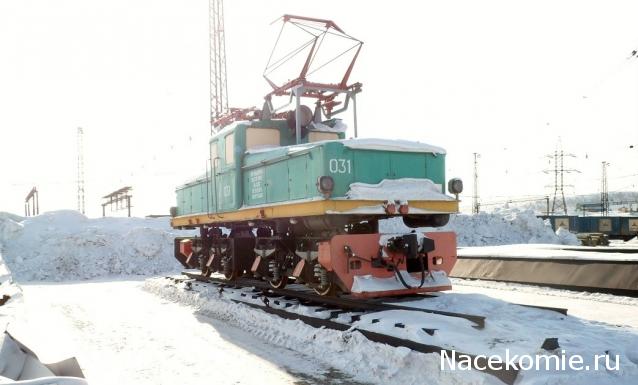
472, 152, 480, 214
543, 139, 580, 215
601, 161, 610, 216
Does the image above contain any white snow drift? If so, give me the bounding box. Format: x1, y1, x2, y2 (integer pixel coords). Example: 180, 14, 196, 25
381, 209, 580, 246
0, 211, 192, 281
146, 276, 638, 385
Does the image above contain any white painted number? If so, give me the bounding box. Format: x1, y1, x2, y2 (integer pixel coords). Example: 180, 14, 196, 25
329, 158, 352, 174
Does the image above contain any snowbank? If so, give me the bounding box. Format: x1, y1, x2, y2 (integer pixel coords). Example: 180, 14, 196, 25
381, 209, 580, 246
146, 276, 638, 385
144, 277, 491, 385
0, 251, 22, 331
0, 212, 24, 244
555, 226, 579, 245
0, 211, 192, 282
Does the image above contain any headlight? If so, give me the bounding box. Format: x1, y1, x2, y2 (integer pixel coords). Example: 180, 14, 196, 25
448, 178, 463, 195
317, 176, 335, 195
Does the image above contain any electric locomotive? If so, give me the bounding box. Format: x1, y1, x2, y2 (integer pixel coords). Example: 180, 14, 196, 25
170, 15, 463, 297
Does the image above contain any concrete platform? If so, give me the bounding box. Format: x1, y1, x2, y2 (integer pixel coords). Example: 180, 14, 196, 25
450, 244, 638, 295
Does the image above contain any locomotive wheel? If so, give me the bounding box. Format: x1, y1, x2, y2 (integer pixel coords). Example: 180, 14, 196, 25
223, 255, 240, 280
223, 266, 239, 280
269, 275, 288, 289
313, 282, 335, 296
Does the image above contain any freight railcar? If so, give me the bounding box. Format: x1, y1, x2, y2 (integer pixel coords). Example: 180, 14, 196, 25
540, 215, 638, 241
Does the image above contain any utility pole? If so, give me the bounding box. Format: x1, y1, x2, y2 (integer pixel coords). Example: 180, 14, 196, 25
209, 0, 229, 134
544, 139, 579, 215
472, 153, 480, 214
77, 127, 85, 215
601, 161, 610, 216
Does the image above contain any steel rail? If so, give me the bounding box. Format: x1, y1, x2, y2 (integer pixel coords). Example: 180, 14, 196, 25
182, 271, 487, 329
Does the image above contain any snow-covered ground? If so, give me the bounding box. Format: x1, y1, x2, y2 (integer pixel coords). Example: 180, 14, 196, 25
1, 210, 637, 385
9, 279, 356, 385
0, 250, 22, 332
147, 275, 638, 385
457, 244, 638, 261
450, 278, 638, 328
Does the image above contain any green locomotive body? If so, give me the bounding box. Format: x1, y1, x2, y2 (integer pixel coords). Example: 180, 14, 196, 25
173, 119, 453, 229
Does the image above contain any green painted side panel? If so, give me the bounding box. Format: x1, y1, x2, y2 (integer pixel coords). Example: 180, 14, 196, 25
288, 155, 309, 200
216, 171, 233, 210
197, 182, 207, 213
265, 161, 289, 202
176, 189, 185, 213
354, 150, 391, 182
321, 143, 446, 196
425, 154, 446, 193
391, 152, 427, 179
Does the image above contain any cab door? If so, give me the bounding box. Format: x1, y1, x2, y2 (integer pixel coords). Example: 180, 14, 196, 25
288, 156, 308, 200
215, 132, 240, 211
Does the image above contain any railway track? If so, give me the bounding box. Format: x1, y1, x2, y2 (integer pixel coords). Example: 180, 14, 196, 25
167, 271, 570, 384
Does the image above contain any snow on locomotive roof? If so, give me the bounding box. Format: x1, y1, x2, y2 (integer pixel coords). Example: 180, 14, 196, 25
246, 138, 446, 155
340, 138, 446, 154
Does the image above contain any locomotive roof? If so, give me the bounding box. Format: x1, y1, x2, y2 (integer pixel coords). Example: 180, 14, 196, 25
245, 138, 447, 156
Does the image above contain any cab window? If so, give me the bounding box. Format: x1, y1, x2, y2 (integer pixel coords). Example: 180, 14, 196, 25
246, 127, 280, 150
224, 134, 234, 164
210, 141, 218, 161
308, 131, 338, 142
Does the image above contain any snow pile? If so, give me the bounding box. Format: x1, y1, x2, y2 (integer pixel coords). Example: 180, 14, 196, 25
380, 209, 580, 246
144, 277, 489, 385
147, 276, 638, 385
555, 226, 580, 245
346, 178, 453, 201
0, 251, 23, 331
0, 212, 24, 244
0, 210, 191, 282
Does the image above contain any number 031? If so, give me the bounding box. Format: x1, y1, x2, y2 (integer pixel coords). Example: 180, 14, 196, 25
329, 159, 351, 174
